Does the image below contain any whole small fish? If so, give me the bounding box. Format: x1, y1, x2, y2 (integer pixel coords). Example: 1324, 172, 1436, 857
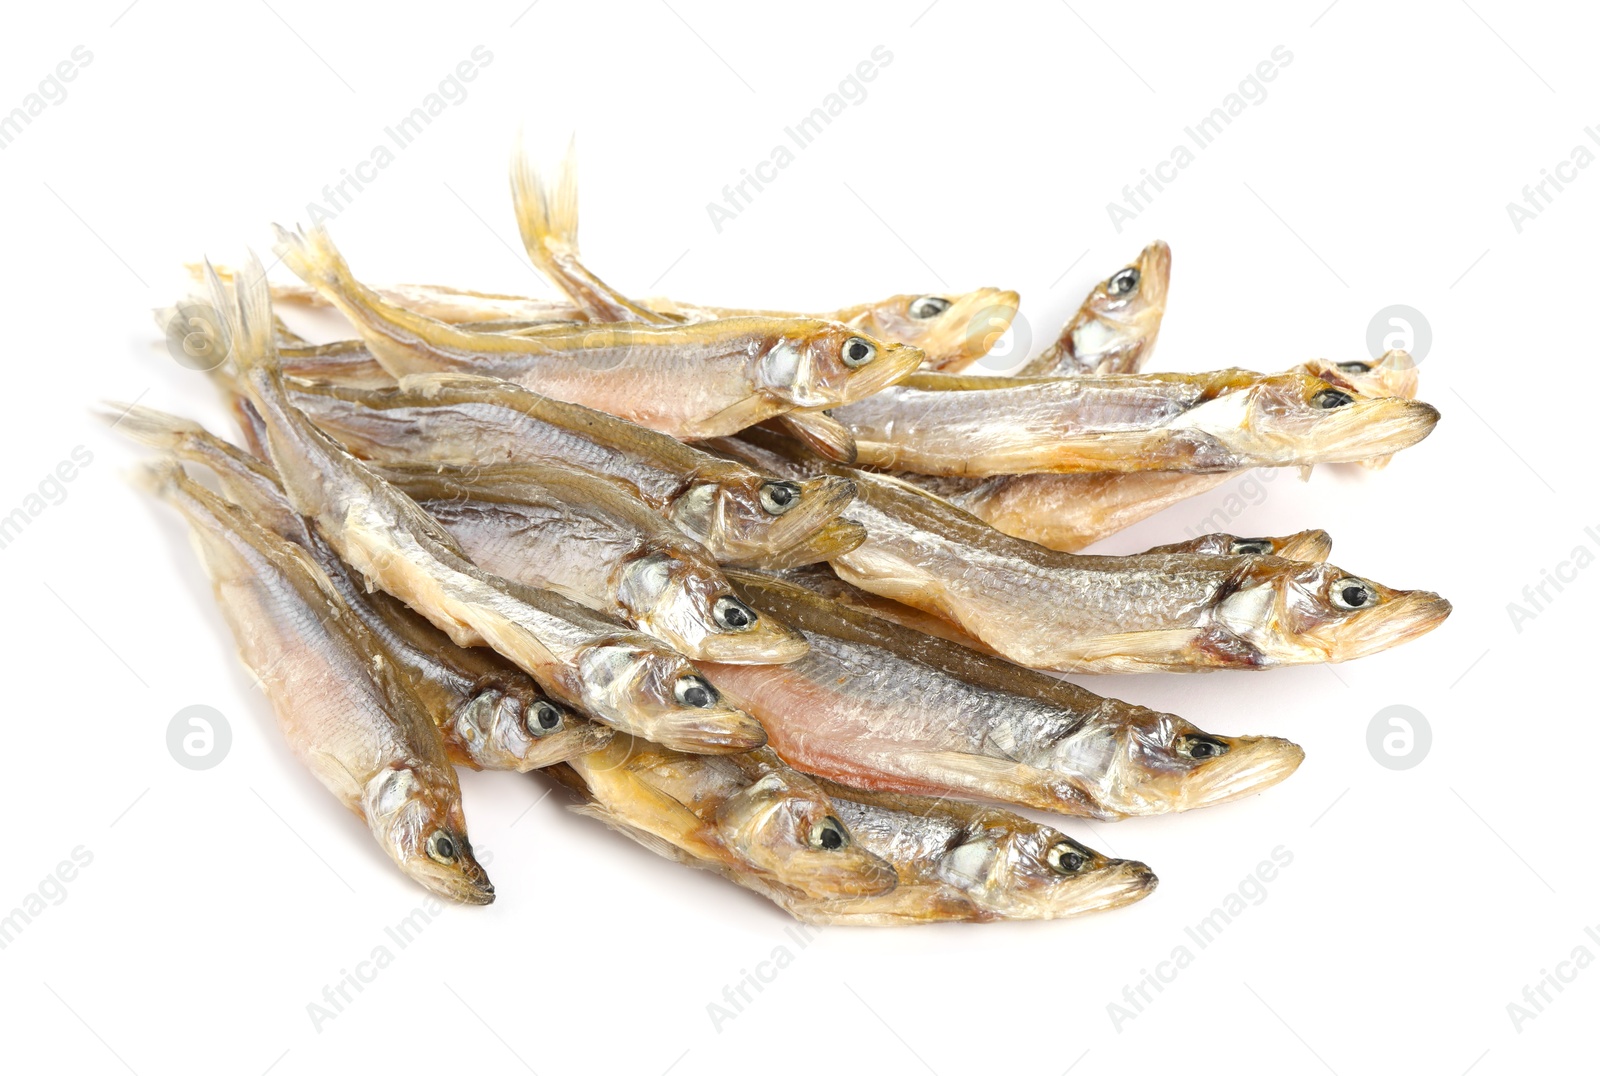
1144, 529, 1332, 561
901, 350, 1424, 550
272, 225, 924, 440
144, 462, 495, 904
275, 371, 863, 567
551, 735, 899, 904
378, 461, 810, 665
1015, 241, 1171, 376
794, 783, 1158, 925
212, 257, 767, 753
829, 367, 1442, 476
108, 403, 613, 772
697, 570, 1305, 817
715, 432, 1453, 673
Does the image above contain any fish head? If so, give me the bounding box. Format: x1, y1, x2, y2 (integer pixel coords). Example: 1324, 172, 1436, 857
1226, 373, 1441, 463
669, 470, 858, 565
1298, 350, 1419, 402
713, 771, 899, 898
1066, 240, 1171, 374
362, 765, 495, 904
954, 821, 1158, 919
580, 642, 769, 754
754, 320, 923, 410
1061, 707, 1305, 816
1266, 561, 1453, 664
616, 550, 809, 664
844, 288, 1022, 372
450, 685, 612, 772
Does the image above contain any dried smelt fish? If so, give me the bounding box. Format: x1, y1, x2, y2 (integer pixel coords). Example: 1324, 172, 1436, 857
144, 462, 495, 904
109, 404, 612, 771
697, 570, 1304, 817
377, 461, 809, 664
794, 783, 1158, 925
214, 257, 767, 753
901, 350, 1424, 550
550, 735, 898, 902
714, 432, 1452, 673
276, 371, 862, 567
1015, 241, 1171, 377
830, 367, 1441, 476
272, 225, 924, 439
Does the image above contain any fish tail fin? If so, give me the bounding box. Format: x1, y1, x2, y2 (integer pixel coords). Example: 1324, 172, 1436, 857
184, 260, 325, 308
511, 134, 580, 265
205, 251, 278, 379
131, 455, 188, 502
97, 401, 206, 453
271, 222, 361, 308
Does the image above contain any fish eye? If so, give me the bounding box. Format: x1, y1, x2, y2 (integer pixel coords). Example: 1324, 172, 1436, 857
528, 700, 564, 735
1337, 361, 1372, 373
1176, 734, 1230, 761
426, 831, 458, 864
841, 336, 876, 368
1046, 841, 1089, 875
712, 595, 758, 631
909, 296, 951, 319
1330, 577, 1378, 610
1312, 388, 1355, 409
1108, 267, 1140, 297
674, 674, 718, 709
1230, 538, 1274, 556
758, 481, 801, 515
810, 816, 847, 850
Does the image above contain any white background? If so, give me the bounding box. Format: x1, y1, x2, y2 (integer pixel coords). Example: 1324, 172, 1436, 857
2, 1, 1591, 1072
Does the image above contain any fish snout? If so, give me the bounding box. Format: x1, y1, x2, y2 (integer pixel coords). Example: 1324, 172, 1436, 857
1181, 734, 1306, 811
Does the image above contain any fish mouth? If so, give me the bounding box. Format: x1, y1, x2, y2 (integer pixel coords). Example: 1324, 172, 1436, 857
723, 517, 867, 570
1277, 529, 1334, 562
680, 619, 811, 665
1061, 860, 1160, 916
1308, 398, 1441, 463
1135, 240, 1172, 308
514, 720, 615, 771
406, 856, 496, 905
913, 288, 1022, 372
789, 850, 901, 899
1313, 591, 1453, 663
839, 341, 925, 402
734, 474, 859, 559
1175, 735, 1306, 811
647, 704, 769, 755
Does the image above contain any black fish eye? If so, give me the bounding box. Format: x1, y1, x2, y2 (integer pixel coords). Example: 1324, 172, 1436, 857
530, 700, 563, 733
1331, 577, 1377, 610
1177, 735, 1230, 761
713, 595, 757, 631
1230, 538, 1274, 556
811, 816, 847, 850
1108, 267, 1139, 296
758, 481, 801, 515
1337, 361, 1372, 373
841, 336, 876, 368
1046, 841, 1089, 874
426, 831, 457, 864
909, 296, 951, 319
1312, 389, 1355, 409
674, 675, 718, 709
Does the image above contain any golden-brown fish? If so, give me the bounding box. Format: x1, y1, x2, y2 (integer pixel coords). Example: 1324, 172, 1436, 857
1015, 240, 1171, 376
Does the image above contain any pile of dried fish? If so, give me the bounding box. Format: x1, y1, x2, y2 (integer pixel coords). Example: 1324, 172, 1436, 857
116, 145, 1449, 924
